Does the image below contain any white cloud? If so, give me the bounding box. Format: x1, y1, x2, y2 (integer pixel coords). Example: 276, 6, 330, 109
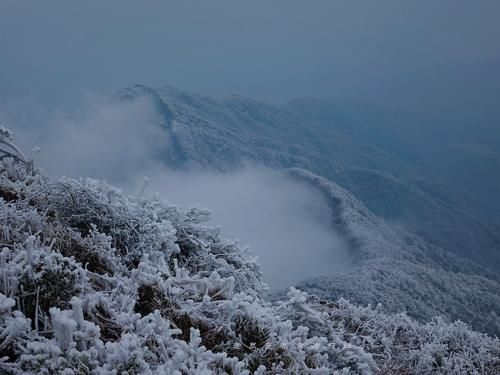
6, 97, 351, 290
14, 95, 167, 184
146, 167, 352, 290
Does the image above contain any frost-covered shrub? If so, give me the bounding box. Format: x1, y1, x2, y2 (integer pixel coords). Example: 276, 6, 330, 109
302, 296, 500, 374
0, 127, 498, 374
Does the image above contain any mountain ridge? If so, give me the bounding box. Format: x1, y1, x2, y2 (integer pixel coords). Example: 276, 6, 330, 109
115, 84, 500, 272
112, 85, 500, 335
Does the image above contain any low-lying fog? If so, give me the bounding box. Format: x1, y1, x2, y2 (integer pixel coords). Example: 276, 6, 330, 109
10, 97, 351, 290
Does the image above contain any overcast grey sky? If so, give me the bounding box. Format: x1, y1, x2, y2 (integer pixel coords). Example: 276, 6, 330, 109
1, 0, 500, 107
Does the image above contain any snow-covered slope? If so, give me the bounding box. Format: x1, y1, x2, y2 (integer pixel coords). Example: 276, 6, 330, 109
116, 85, 500, 273
288, 169, 500, 335
114, 85, 500, 335
1, 128, 499, 374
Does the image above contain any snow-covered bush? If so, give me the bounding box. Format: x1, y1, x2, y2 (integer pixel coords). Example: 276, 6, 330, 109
0, 127, 498, 374
302, 296, 500, 374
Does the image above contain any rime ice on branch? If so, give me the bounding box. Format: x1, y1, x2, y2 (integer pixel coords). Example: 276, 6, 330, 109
0, 127, 498, 374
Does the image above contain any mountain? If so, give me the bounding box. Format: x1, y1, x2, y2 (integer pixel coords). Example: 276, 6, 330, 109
1, 127, 499, 374
284, 88, 500, 222
289, 169, 500, 334
114, 85, 500, 335
116, 85, 500, 273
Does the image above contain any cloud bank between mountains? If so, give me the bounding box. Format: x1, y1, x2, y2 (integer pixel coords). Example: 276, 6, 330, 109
3, 97, 351, 290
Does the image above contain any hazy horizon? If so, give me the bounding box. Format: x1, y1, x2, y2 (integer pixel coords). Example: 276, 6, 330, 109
1, 1, 500, 109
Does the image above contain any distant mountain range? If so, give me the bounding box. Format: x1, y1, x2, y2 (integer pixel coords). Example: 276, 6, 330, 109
285, 92, 500, 222
115, 84, 500, 335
